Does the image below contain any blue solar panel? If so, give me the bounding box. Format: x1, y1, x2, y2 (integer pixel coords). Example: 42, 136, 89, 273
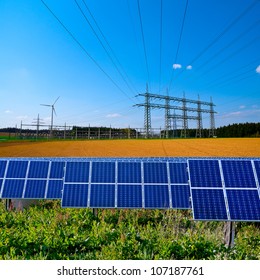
188, 160, 222, 188
171, 185, 191, 209
65, 162, 90, 183
222, 160, 256, 188
0, 161, 7, 177
24, 180, 47, 198
117, 184, 142, 208
169, 163, 188, 184
117, 162, 141, 183
28, 161, 49, 178
1, 179, 25, 198
62, 184, 88, 207
144, 185, 169, 208
89, 184, 115, 208
6, 161, 28, 178
46, 180, 63, 199
143, 162, 168, 183
91, 162, 115, 183
49, 161, 65, 179
227, 190, 260, 221
191, 189, 228, 220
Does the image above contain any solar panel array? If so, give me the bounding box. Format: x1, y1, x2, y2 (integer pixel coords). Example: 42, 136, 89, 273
62, 160, 190, 209
0, 157, 260, 222
188, 159, 260, 221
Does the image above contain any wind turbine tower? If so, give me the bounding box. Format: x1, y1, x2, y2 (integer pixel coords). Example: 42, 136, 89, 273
40, 96, 60, 138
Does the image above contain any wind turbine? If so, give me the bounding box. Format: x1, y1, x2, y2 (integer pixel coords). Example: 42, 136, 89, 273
40, 96, 60, 138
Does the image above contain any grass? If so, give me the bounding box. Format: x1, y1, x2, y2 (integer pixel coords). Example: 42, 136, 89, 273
0, 200, 259, 260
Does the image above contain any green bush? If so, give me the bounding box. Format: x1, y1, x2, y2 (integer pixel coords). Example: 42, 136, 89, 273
0, 201, 259, 260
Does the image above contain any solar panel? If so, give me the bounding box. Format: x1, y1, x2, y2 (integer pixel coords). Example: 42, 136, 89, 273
62, 184, 88, 207
91, 162, 115, 183
1, 179, 25, 198
0, 179, 3, 194
191, 189, 228, 220
143, 162, 168, 184
28, 161, 49, 178
24, 180, 47, 198
49, 161, 65, 179
169, 162, 188, 184
65, 162, 90, 183
221, 160, 256, 188
117, 162, 141, 183
188, 160, 222, 188
117, 184, 142, 208
227, 190, 260, 221
171, 185, 191, 209
144, 185, 170, 208
46, 180, 63, 199
6, 161, 28, 178
0, 160, 7, 177
89, 184, 115, 208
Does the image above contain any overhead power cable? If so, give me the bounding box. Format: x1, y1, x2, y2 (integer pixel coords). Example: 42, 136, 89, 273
40, 0, 133, 101
159, 0, 163, 93
77, 0, 139, 95
171, 0, 259, 84
168, 0, 189, 91
137, 0, 150, 90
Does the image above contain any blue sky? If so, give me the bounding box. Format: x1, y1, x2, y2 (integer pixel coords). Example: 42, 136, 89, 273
1, 0, 260, 130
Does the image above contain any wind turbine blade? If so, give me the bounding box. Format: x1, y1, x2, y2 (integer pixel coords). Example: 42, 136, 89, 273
53, 107, 57, 116
40, 104, 51, 107
53, 96, 60, 105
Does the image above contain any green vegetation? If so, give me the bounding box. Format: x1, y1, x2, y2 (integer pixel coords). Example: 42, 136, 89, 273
0, 201, 259, 260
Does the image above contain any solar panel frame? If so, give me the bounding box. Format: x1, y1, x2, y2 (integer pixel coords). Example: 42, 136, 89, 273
191, 188, 228, 221
226, 189, 260, 221
1, 179, 25, 198
91, 162, 116, 183
0, 160, 7, 178
117, 162, 142, 183
144, 184, 170, 209
64, 161, 90, 183
23, 179, 47, 199
171, 185, 191, 209
46, 180, 63, 199
188, 159, 222, 188
62, 183, 89, 208
221, 160, 257, 188
27, 161, 50, 179
6, 160, 29, 178
143, 162, 168, 184
168, 162, 188, 184
117, 184, 143, 208
89, 184, 116, 208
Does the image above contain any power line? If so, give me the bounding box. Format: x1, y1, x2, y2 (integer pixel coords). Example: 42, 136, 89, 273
168, 0, 189, 91
159, 0, 163, 93
171, 0, 259, 84
137, 0, 150, 90
40, 0, 133, 101
78, 0, 139, 95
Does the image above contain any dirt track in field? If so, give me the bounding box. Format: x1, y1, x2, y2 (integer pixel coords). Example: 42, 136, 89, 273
0, 138, 259, 157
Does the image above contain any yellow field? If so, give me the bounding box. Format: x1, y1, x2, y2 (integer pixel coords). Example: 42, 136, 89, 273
0, 138, 259, 157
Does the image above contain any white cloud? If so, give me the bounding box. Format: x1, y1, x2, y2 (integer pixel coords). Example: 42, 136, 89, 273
173, 63, 182, 69
256, 65, 260, 74
239, 105, 246, 109
4, 110, 13, 114
106, 113, 121, 118
186, 65, 192, 70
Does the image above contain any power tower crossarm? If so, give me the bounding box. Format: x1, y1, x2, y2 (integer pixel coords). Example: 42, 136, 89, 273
134, 102, 216, 114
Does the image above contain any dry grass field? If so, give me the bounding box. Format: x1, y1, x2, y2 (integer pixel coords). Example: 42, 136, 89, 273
0, 138, 259, 157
